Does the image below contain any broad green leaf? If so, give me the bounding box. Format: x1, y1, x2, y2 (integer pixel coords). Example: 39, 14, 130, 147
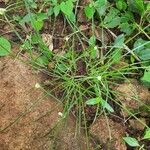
101, 100, 114, 112
86, 97, 114, 112
128, 0, 145, 15
123, 137, 140, 147
141, 70, 150, 88
103, 8, 120, 28
0, 37, 11, 56
89, 35, 96, 45
114, 34, 125, 48
116, 0, 127, 10
54, 5, 60, 17
135, 49, 150, 61
119, 23, 135, 35
48, 8, 54, 16
104, 8, 119, 23
20, 13, 46, 31
134, 38, 150, 61
60, 0, 73, 16
19, 13, 35, 25
143, 128, 150, 140
84, 5, 95, 19
86, 97, 101, 105
95, 0, 107, 16
31, 19, 44, 31
120, 11, 134, 22
104, 17, 121, 28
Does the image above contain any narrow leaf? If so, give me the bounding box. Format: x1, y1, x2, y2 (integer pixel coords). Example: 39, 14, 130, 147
86, 97, 101, 105
101, 100, 114, 112
123, 137, 140, 147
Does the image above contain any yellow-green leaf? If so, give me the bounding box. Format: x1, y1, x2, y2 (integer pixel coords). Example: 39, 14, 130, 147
0, 37, 11, 56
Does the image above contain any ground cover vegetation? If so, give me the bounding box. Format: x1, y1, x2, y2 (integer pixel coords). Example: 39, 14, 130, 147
0, 0, 150, 149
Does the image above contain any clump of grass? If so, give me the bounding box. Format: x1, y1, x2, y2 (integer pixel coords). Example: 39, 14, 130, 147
1, 0, 150, 148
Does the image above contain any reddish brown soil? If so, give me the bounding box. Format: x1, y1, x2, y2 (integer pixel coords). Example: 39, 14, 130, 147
0, 54, 88, 150
90, 116, 126, 150
114, 79, 150, 117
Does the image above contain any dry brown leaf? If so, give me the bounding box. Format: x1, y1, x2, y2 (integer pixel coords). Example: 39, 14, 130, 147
77, 8, 87, 23
94, 27, 110, 46
129, 118, 146, 131
41, 33, 53, 51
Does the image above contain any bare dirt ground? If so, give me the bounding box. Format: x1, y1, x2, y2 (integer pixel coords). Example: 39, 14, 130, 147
0, 50, 88, 150
90, 116, 126, 150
